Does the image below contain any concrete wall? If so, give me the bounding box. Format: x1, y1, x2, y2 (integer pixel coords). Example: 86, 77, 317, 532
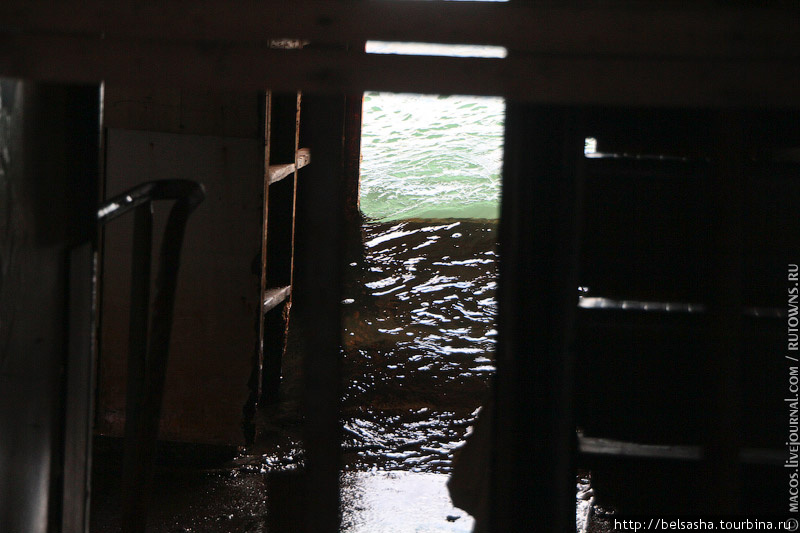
97, 87, 264, 445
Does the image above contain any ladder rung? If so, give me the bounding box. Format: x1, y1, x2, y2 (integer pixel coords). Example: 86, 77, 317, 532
267, 148, 311, 185
263, 285, 291, 314
268, 164, 295, 184
578, 436, 783, 466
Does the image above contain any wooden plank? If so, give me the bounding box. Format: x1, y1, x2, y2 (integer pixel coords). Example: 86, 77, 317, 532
256, 91, 271, 404
60, 86, 102, 533
3, 34, 800, 107
3, 1, 800, 60
265, 92, 301, 289
103, 86, 262, 138
343, 95, 362, 224
263, 285, 291, 314
63, 243, 97, 533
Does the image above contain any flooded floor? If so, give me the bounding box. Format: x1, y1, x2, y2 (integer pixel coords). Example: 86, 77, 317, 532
340, 220, 497, 474
91, 219, 605, 532
91, 452, 473, 533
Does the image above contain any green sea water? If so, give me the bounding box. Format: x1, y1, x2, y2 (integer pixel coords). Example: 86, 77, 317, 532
359, 92, 505, 221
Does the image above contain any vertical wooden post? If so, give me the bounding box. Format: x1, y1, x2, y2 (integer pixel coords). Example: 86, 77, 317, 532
294, 93, 347, 533
492, 103, 584, 531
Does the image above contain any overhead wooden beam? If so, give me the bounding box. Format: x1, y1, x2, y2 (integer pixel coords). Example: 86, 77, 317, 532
2, 1, 800, 59
2, 34, 800, 107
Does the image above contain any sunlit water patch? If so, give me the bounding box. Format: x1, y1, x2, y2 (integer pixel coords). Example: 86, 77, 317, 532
341, 471, 475, 533
360, 93, 504, 221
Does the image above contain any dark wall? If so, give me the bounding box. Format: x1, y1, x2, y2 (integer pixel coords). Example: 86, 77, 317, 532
0, 80, 99, 532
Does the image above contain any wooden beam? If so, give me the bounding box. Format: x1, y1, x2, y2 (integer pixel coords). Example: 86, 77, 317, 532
342, 95, 363, 224
60, 85, 102, 533
3, 1, 800, 59
2, 34, 800, 106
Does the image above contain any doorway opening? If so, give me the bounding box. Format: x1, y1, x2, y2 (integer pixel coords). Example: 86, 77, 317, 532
336, 85, 505, 529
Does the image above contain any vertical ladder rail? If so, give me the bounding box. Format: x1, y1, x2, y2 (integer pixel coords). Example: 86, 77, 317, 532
261, 91, 304, 405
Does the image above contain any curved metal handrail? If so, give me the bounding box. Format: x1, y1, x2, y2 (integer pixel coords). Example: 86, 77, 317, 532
97, 179, 205, 533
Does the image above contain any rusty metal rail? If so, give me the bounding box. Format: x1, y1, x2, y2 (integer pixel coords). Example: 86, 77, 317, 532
97, 179, 205, 533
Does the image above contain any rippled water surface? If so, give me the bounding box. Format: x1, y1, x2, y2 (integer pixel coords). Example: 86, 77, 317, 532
349, 87, 504, 472
341, 220, 498, 472
360, 92, 505, 221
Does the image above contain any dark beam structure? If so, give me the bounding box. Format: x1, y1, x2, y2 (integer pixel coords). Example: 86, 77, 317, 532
3, 1, 800, 58
2, 0, 800, 106
702, 112, 747, 513
2, 35, 800, 107
493, 104, 585, 531
293, 93, 348, 533
0, 81, 100, 533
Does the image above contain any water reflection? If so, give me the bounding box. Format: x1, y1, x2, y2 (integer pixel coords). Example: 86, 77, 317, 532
341, 220, 497, 472
341, 471, 475, 533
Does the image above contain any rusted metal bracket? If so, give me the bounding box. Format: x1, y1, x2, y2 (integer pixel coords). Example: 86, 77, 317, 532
97, 179, 205, 533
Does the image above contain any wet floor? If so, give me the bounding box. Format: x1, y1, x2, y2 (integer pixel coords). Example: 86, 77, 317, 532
340, 472, 474, 533
91, 219, 607, 532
